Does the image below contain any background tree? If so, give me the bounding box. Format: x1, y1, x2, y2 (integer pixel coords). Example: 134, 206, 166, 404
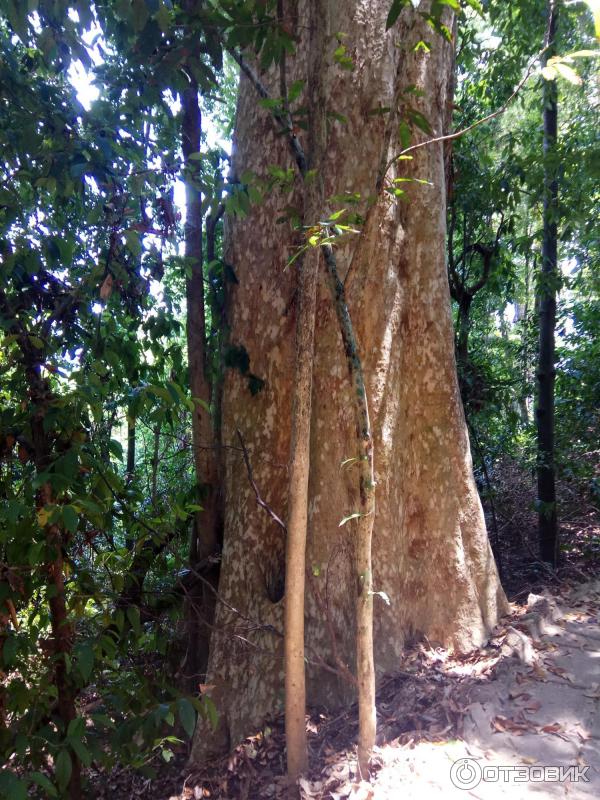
536, 0, 560, 565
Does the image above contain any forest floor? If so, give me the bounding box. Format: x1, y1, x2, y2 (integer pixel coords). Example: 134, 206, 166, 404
95, 574, 600, 800
92, 470, 600, 800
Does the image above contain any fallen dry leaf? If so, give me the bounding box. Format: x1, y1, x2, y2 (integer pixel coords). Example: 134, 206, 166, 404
523, 700, 542, 713
541, 722, 562, 734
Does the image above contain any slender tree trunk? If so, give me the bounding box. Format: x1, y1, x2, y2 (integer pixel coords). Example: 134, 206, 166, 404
28, 366, 81, 799
150, 422, 161, 508
283, 250, 314, 780
126, 418, 135, 483
321, 244, 376, 777
182, 75, 222, 683
192, 0, 507, 763
125, 417, 135, 551
536, 0, 559, 566
207, 210, 227, 548
456, 294, 472, 371
517, 238, 532, 424
282, 0, 328, 777
44, 498, 82, 800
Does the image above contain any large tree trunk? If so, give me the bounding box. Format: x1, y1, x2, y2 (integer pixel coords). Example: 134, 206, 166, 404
191, 0, 507, 761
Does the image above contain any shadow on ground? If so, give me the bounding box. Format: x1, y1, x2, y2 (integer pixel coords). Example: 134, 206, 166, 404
93, 578, 599, 800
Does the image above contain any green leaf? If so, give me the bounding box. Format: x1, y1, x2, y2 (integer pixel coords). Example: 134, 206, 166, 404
177, 697, 197, 738
202, 696, 219, 730
436, 0, 460, 10
0, 771, 27, 800
258, 97, 282, 110
287, 79, 304, 103
62, 505, 78, 534
565, 49, 600, 58
108, 439, 124, 459
583, 0, 600, 40
0, 189, 17, 206
2, 634, 18, 666
154, 3, 172, 33
123, 229, 142, 256
132, 0, 150, 31
55, 750, 72, 792
5, 0, 28, 41
192, 395, 211, 414
70, 737, 92, 768
370, 590, 391, 605
126, 605, 141, 636
398, 119, 411, 150
333, 43, 354, 70
67, 717, 85, 741
552, 62, 582, 85
75, 643, 94, 682
29, 772, 57, 797
339, 512, 362, 527
407, 108, 432, 135
386, 0, 410, 30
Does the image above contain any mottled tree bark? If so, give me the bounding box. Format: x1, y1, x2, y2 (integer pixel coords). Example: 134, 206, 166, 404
191, 0, 507, 763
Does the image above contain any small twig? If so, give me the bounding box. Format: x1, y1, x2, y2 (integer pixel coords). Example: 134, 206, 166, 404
308, 565, 357, 687
236, 429, 287, 533
522, 537, 559, 578
385, 45, 549, 174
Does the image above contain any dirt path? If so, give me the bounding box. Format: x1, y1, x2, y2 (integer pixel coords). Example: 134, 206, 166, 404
102, 579, 600, 799
335, 580, 600, 800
